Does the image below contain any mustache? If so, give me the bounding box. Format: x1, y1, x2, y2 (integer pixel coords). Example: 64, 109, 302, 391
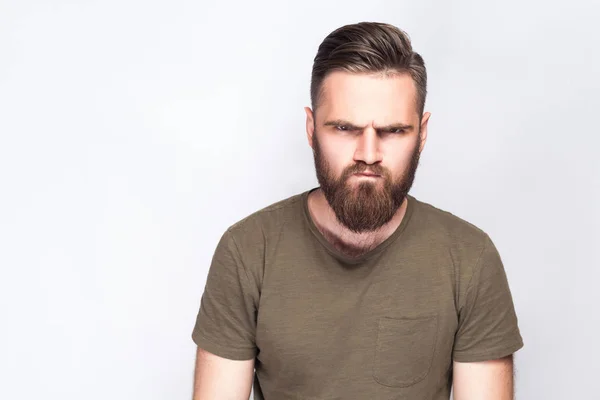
344, 163, 388, 177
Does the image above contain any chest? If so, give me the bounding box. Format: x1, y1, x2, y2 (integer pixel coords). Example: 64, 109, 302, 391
253, 254, 459, 396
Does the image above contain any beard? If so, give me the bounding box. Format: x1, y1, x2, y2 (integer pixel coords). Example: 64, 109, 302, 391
311, 131, 422, 233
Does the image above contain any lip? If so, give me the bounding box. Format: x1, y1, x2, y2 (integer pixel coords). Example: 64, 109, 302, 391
354, 172, 381, 177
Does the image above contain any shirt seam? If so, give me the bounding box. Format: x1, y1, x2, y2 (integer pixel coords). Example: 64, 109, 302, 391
196, 331, 256, 352
459, 234, 490, 311
226, 228, 255, 300
453, 335, 523, 358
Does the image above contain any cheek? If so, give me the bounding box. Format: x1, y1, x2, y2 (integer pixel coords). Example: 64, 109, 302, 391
324, 135, 354, 156
383, 148, 414, 177
320, 139, 355, 173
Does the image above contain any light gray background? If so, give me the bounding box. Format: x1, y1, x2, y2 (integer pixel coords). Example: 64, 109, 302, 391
1, 0, 598, 399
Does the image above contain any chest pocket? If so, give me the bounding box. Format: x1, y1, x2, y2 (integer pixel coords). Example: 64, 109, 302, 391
373, 315, 439, 387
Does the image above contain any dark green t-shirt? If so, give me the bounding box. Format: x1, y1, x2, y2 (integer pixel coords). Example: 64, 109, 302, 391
192, 188, 524, 399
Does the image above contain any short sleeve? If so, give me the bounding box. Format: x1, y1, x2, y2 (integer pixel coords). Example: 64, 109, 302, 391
452, 235, 524, 362
191, 229, 259, 360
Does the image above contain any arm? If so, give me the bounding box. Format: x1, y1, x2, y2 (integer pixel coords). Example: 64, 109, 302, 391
191, 229, 261, 399
192, 347, 255, 400
452, 355, 514, 400
452, 235, 524, 398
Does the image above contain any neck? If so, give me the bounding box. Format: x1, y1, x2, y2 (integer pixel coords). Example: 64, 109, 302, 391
307, 188, 408, 258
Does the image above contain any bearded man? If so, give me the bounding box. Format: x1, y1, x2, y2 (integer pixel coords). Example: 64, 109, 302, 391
191, 21, 524, 400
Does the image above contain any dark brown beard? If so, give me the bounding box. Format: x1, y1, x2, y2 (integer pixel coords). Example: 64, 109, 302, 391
312, 131, 421, 233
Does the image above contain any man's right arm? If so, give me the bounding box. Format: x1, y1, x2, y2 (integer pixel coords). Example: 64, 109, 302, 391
191, 228, 260, 399
192, 347, 255, 400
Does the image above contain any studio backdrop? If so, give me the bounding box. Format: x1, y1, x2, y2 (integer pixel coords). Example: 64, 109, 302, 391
0, 0, 598, 399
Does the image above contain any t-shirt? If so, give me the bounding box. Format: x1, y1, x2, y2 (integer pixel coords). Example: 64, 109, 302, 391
191, 187, 524, 399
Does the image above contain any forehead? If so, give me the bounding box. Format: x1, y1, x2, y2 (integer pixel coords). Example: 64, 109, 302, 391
317, 71, 418, 124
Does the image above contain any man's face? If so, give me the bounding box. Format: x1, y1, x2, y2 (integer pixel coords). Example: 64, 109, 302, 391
306, 71, 429, 233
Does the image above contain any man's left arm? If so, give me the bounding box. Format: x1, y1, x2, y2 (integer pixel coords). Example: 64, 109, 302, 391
452, 355, 514, 400
451, 234, 524, 399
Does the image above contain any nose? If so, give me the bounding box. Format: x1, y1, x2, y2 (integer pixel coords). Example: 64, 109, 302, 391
353, 128, 382, 165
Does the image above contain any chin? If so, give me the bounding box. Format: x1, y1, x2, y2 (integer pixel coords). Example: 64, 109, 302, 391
348, 179, 383, 191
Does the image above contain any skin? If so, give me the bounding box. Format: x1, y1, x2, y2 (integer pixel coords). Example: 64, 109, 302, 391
192, 70, 515, 399
192, 347, 254, 400
452, 355, 515, 400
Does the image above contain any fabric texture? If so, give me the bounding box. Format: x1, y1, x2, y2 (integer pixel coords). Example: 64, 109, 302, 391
191, 187, 524, 399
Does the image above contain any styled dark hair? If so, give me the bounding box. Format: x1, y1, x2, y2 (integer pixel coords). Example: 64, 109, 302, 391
310, 22, 427, 117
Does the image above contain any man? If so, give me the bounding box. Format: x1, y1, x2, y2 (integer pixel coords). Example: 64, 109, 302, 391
191, 22, 524, 400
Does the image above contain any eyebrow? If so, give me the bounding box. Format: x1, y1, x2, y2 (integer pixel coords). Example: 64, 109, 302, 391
323, 119, 415, 131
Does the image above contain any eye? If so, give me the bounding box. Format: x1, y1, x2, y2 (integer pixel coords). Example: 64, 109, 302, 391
387, 128, 405, 134
335, 125, 349, 131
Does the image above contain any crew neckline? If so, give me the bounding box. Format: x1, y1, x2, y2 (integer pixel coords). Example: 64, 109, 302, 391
301, 187, 416, 265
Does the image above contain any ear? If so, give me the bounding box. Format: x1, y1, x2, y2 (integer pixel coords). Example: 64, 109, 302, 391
304, 106, 315, 149
418, 111, 431, 153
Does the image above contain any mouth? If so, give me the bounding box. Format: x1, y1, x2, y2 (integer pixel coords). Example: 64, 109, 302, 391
354, 172, 381, 178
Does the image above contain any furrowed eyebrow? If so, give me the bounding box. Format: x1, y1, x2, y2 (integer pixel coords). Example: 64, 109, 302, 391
323, 119, 414, 131
375, 123, 414, 131
323, 119, 362, 130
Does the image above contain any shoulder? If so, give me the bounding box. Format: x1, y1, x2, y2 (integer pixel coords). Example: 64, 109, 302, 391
226, 191, 305, 239
410, 195, 490, 247
213, 191, 306, 289
409, 195, 497, 282
219, 191, 306, 268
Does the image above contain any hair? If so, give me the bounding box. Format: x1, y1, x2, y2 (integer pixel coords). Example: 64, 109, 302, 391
310, 22, 427, 118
